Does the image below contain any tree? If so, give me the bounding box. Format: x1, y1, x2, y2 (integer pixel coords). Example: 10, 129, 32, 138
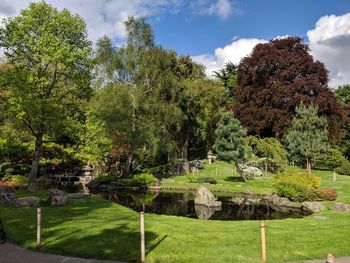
234, 37, 344, 140
213, 61, 237, 104
0, 2, 93, 190
285, 103, 328, 174
335, 84, 350, 106
213, 112, 251, 181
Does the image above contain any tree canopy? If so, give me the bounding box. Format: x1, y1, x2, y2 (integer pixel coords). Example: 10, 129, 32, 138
234, 36, 344, 140
0, 1, 93, 189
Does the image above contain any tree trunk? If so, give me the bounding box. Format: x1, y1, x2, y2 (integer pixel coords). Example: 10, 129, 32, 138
125, 154, 133, 176
235, 161, 248, 182
28, 135, 43, 192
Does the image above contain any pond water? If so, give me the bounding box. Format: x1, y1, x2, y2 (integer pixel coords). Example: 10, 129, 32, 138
97, 190, 307, 221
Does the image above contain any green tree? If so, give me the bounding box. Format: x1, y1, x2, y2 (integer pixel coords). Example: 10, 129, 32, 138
213, 61, 237, 104
0, 2, 93, 190
335, 84, 350, 106
285, 103, 328, 174
213, 112, 251, 181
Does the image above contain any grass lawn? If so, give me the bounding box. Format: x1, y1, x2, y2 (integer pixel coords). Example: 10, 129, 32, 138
1, 163, 350, 263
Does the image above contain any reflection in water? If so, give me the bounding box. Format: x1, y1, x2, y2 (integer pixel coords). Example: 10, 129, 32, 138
195, 204, 221, 220
96, 191, 306, 221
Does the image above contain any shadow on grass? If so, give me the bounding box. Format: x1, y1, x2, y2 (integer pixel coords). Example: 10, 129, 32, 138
224, 176, 244, 182
1, 197, 160, 262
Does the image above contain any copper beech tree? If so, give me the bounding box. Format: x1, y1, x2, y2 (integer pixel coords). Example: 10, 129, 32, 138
234, 37, 344, 140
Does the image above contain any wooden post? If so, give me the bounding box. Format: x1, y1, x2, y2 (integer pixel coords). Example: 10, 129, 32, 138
140, 212, 145, 262
264, 161, 268, 174
326, 254, 335, 263
37, 207, 41, 246
333, 171, 336, 183
260, 221, 266, 262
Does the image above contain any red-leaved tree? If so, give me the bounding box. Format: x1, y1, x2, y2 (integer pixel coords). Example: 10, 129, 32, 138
234, 36, 344, 140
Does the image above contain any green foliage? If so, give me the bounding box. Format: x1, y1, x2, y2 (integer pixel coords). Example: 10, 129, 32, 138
314, 148, 348, 170
335, 84, 350, 106
2, 174, 29, 187
274, 173, 321, 201
196, 176, 217, 184
185, 173, 197, 183
246, 136, 287, 163
285, 103, 328, 166
213, 112, 250, 163
335, 163, 350, 176
189, 160, 204, 169
134, 173, 155, 186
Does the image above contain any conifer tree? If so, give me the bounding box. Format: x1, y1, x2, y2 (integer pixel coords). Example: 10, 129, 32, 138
285, 103, 328, 174
213, 112, 251, 181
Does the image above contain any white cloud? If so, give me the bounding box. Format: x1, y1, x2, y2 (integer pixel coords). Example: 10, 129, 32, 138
307, 13, 350, 88
191, 0, 239, 19
193, 38, 267, 76
0, 0, 183, 45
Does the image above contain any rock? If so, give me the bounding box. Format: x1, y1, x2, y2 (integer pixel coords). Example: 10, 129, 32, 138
194, 186, 221, 207
263, 194, 302, 213
13, 197, 40, 207
48, 189, 68, 206
302, 201, 326, 213
0, 186, 16, 205
331, 202, 350, 211
65, 193, 88, 199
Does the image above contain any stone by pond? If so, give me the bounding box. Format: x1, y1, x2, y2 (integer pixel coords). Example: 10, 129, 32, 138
96, 190, 311, 221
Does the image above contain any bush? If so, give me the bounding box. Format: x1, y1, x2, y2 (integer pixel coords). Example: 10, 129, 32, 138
134, 173, 155, 186
246, 136, 287, 163
335, 163, 350, 176
185, 174, 197, 183
239, 163, 263, 179
189, 160, 204, 169
315, 189, 337, 201
196, 176, 217, 184
274, 173, 321, 201
1, 174, 28, 188
314, 148, 348, 170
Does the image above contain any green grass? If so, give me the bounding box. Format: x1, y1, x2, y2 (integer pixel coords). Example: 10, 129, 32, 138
0, 190, 350, 262
1, 163, 350, 262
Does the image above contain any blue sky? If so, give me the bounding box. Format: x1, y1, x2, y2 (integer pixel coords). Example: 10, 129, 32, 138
151, 0, 350, 56
1, 0, 350, 87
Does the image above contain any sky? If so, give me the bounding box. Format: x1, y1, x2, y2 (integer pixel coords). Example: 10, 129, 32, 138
0, 0, 350, 88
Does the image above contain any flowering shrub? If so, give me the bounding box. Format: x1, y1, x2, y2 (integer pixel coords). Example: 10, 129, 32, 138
1, 175, 28, 188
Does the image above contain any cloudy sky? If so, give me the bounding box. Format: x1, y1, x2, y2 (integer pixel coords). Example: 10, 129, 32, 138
0, 0, 349, 88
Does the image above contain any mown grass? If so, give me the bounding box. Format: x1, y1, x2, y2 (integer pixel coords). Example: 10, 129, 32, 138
1, 162, 350, 262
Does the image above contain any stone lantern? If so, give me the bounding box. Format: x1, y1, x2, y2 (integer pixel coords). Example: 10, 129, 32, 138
207, 150, 214, 164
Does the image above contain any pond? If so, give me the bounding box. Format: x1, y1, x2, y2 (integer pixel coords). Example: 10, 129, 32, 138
97, 190, 307, 221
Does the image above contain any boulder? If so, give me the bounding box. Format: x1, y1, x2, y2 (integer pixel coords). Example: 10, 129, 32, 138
194, 186, 221, 207
65, 193, 88, 199
331, 202, 350, 212
263, 194, 302, 213
0, 186, 16, 205
13, 197, 40, 207
302, 201, 326, 213
48, 189, 68, 206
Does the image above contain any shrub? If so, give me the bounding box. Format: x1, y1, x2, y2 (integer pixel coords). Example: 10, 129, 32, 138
1, 174, 28, 188
239, 163, 263, 178
274, 173, 321, 201
315, 189, 337, 201
185, 174, 197, 183
246, 136, 287, 163
189, 160, 204, 169
196, 176, 217, 184
134, 173, 155, 186
335, 163, 350, 176
314, 148, 348, 170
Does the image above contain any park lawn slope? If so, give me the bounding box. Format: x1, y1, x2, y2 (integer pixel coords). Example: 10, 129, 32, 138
0, 191, 350, 263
